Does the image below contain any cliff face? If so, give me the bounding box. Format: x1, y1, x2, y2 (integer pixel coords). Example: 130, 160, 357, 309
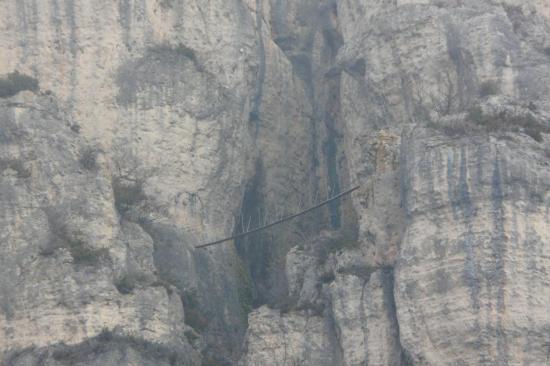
1, 1, 549, 365
336, 1, 550, 365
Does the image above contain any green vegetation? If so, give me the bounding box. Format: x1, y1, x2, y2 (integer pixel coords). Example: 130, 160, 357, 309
0, 71, 39, 98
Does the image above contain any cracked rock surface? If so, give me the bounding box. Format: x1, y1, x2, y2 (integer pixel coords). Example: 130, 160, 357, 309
1, 0, 550, 365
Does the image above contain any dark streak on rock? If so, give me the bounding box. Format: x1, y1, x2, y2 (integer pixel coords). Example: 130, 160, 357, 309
249, 0, 266, 132
446, 149, 457, 216
50, 0, 63, 48
118, 0, 132, 50
115, 44, 223, 119
64, 0, 78, 57
234, 159, 269, 307
381, 268, 415, 365
140, 220, 245, 363
323, 83, 342, 229
323, 291, 345, 365
458, 147, 474, 218
444, 21, 476, 110
490, 154, 509, 365
399, 134, 412, 217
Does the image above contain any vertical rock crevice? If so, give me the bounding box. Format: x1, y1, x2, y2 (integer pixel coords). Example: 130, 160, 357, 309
321, 11, 345, 229
235, 0, 353, 312
382, 268, 414, 366
249, 0, 266, 132
234, 158, 272, 308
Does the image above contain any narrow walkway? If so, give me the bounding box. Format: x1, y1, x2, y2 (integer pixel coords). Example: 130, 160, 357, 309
195, 185, 360, 248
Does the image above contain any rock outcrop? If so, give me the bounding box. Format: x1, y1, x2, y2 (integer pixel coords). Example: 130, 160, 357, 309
1, 0, 549, 365
242, 0, 550, 365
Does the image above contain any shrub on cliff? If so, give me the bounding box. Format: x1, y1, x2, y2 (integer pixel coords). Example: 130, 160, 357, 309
468, 106, 548, 142
0, 71, 39, 98
40, 207, 109, 267
79, 146, 100, 171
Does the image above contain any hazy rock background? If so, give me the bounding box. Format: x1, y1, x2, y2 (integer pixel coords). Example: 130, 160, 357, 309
1, 0, 549, 365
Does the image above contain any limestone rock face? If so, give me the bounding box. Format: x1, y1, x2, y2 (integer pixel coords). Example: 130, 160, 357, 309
397, 130, 550, 365
242, 0, 550, 365
240, 229, 405, 366
0, 92, 199, 364
328, 270, 403, 366
0, 0, 333, 363
1, 0, 550, 365
337, 1, 550, 364
238, 307, 337, 366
